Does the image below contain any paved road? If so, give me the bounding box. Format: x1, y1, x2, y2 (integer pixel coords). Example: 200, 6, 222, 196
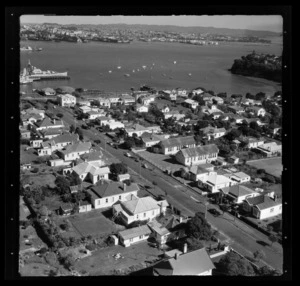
58, 108, 283, 271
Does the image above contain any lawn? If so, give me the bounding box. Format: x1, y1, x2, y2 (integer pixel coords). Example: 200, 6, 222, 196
247, 157, 282, 178
21, 173, 57, 189
68, 210, 119, 238
19, 225, 46, 252
74, 241, 163, 275
20, 145, 38, 164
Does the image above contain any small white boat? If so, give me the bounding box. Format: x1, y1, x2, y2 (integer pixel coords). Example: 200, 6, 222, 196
174, 61, 177, 64
188, 73, 192, 76
117, 66, 122, 69
137, 69, 140, 72
124, 74, 130, 77
109, 70, 112, 73
142, 66, 147, 69
132, 70, 135, 73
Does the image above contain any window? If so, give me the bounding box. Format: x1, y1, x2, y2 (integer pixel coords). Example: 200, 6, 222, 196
129, 238, 133, 242
119, 195, 122, 200
270, 208, 274, 212
112, 197, 114, 202
97, 200, 100, 205
144, 213, 146, 217
279, 205, 282, 210
136, 215, 139, 219
152, 211, 155, 215
139, 235, 143, 239
106, 198, 108, 203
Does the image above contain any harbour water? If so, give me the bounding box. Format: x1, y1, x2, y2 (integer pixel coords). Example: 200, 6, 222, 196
20, 40, 282, 95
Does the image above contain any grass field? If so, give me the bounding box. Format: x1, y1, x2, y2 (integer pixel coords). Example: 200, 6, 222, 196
20, 145, 38, 164
247, 157, 283, 178
21, 173, 57, 188
68, 210, 118, 238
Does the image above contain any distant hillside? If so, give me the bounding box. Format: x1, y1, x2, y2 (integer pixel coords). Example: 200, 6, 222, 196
23, 22, 281, 38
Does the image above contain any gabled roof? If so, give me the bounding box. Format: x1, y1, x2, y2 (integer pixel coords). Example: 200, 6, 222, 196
52, 133, 79, 144
178, 144, 219, 158
246, 195, 282, 210
90, 182, 139, 199
204, 173, 232, 186
119, 225, 151, 240
153, 248, 215, 276
221, 185, 256, 198
80, 151, 105, 163
190, 164, 214, 175
125, 124, 149, 133
121, 196, 160, 215
36, 117, 64, 128
148, 221, 170, 236
160, 136, 196, 148
60, 142, 91, 155
232, 172, 250, 179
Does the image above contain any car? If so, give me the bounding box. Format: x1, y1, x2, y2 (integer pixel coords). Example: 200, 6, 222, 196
208, 208, 222, 217
124, 152, 132, 157
94, 140, 101, 144
134, 158, 139, 162
142, 163, 149, 169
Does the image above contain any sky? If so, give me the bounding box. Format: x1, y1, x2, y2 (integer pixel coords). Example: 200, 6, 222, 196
20, 15, 283, 33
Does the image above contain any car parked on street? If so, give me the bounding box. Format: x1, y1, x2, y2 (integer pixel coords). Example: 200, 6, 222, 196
124, 152, 132, 157
208, 208, 222, 217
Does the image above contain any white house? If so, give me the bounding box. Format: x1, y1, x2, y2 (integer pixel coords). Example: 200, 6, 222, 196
136, 104, 149, 113
118, 225, 152, 247
105, 120, 125, 130
57, 141, 91, 161
112, 196, 169, 226
139, 95, 156, 106
125, 124, 152, 137
153, 247, 215, 276
188, 163, 215, 182
87, 110, 104, 120
243, 193, 282, 220
228, 172, 251, 184
164, 111, 185, 121
198, 172, 234, 193
98, 98, 111, 108
57, 94, 76, 107
175, 144, 219, 166
255, 142, 282, 157
200, 126, 226, 141
79, 105, 92, 113
78, 201, 92, 213
35, 118, 65, 131
247, 106, 266, 117
221, 185, 260, 204
184, 99, 199, 109
87, 182, 139, 210
191, 88, 205, 96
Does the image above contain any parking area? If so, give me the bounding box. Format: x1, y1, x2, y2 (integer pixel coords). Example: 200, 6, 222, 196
137, 151, 183, 173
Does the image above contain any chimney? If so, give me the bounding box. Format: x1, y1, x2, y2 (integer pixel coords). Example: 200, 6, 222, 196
183, 243, 187, 254
175, 253, 180, 260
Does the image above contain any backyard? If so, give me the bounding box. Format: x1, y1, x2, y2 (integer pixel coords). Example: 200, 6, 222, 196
247, 157, 282, 178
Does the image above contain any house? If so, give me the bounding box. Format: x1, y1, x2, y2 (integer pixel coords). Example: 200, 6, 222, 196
228, 105, 245, 114
240, 137, 265, 149
139, 95, 156, 106
228, 114, 244, 124
80, 151, 107, 165
175, 88, 188, 97
35, 117, 65, 131
78, 105, 92, 114
198, 172, 233, 193
21, 114, 42, 127
28, 137, 42, 148
78, 201, 92, 213
21, 163, 32, 170
221, 185, 260, 204
147, 220, 170, 246
227, 156, 239, 164
57, 141, 91, 161
136, 104, 149, 113
255, 142, 282, 157
87, 110, 104, 120
183, 99, 199, 109
175, 144, 219, 166
98, 98, 111, 108
211, 96, 224, 105
112, 196, 169, 226
125, 124, 152, 137
57, 94, 76, 107
59, 203, 73, 216
41, 87, 56, 96
164, 110, 185, 121
77, 100, 91, 107
22, 107, 45, 119
191, 88, 205, 96
87, 182, 139, 210
38, 133, 79, 156
243, 193, 282, 220
121, 94, 135, 105
142, 134, 168, 148
118, 225, 152, 247
200, 126, 226, 141
105, 120, 125, 130
159, 136, 196, 155
105, 94, 121, 105
39, 128, 64, 139
71, 162, 110, 184
153, 247, 215, 276
117, 173, 130, 182
229, 172, 251, 183
20, 128, 31, 139
247, 106, 266, 117
97, 116, 112, 126
187, 163, 215, 181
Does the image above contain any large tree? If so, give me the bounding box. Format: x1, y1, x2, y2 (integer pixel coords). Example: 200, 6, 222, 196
217, 251, 255, 276
185, 212, 212, 241
110, 163, 128, 175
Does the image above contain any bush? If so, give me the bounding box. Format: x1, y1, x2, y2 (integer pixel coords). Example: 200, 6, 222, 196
263, 175, 276, 184
31, 168, 39, 173
86, 244, 97, 251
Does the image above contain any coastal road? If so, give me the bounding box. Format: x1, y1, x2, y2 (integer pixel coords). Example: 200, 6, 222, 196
57, 108, 283, 271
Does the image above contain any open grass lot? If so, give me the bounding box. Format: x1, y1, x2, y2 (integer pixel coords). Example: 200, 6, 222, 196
19, 262, 58, 277
19, 225, 46, 252
68, 210, 119, 238
138, 150, 183, 173
20, 145, 38, 164
75, 241, 163, 275
21, 173, 57, 188
247, 157, 282, 178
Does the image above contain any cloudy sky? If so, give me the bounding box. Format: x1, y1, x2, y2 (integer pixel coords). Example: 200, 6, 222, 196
20, 15, 283, 32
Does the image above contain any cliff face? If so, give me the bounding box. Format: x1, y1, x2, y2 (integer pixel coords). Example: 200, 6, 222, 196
230, 53, 282, 83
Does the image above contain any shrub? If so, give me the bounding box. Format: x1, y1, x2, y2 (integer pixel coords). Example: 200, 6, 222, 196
31, 168, 39, 173
86, 244, 97, 251
152, 181, 157, 186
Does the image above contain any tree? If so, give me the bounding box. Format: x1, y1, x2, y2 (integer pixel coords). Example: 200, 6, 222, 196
255, 92, 266, 101
186, 237, 204, 251
249, 121, 260, 131
192, 95, 206, 106
225, 129, 241, 141
48, 269, 58, 277
253, 249, 265, 262
123, 137, 135, 149
257, 169, 266, 175
39, 206, 49, 218
110, 163, 128, 175
268, 234, 278, 246
55, 176, 70, 195
217, 92, 227, 99
56, 113, 64, 118
218, 251, 255, 276
259, 266, 281, 276
69, 124, 76, 133
185, 212, 212, 241
75, 127, 84, 140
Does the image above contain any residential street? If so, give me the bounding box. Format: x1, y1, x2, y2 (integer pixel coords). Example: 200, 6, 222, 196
59, 109, 283, 271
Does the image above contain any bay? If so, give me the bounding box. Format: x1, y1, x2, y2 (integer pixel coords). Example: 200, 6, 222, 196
20, 40, 282, 95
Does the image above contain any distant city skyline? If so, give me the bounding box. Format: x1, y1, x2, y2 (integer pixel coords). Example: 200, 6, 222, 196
20, 15, 283, 33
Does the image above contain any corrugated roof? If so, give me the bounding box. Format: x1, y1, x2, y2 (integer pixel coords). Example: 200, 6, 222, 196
178, 144, 219, 158
221, 185, 256, 198
119, 225, 151, 240
61, 142, 91, 155
160, 136, 196, 148
154, 248, 215, 275
148, 221, 170, 236
52, 133, 79, 144
246, 195, 281, 210
232, 172, 250, 179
